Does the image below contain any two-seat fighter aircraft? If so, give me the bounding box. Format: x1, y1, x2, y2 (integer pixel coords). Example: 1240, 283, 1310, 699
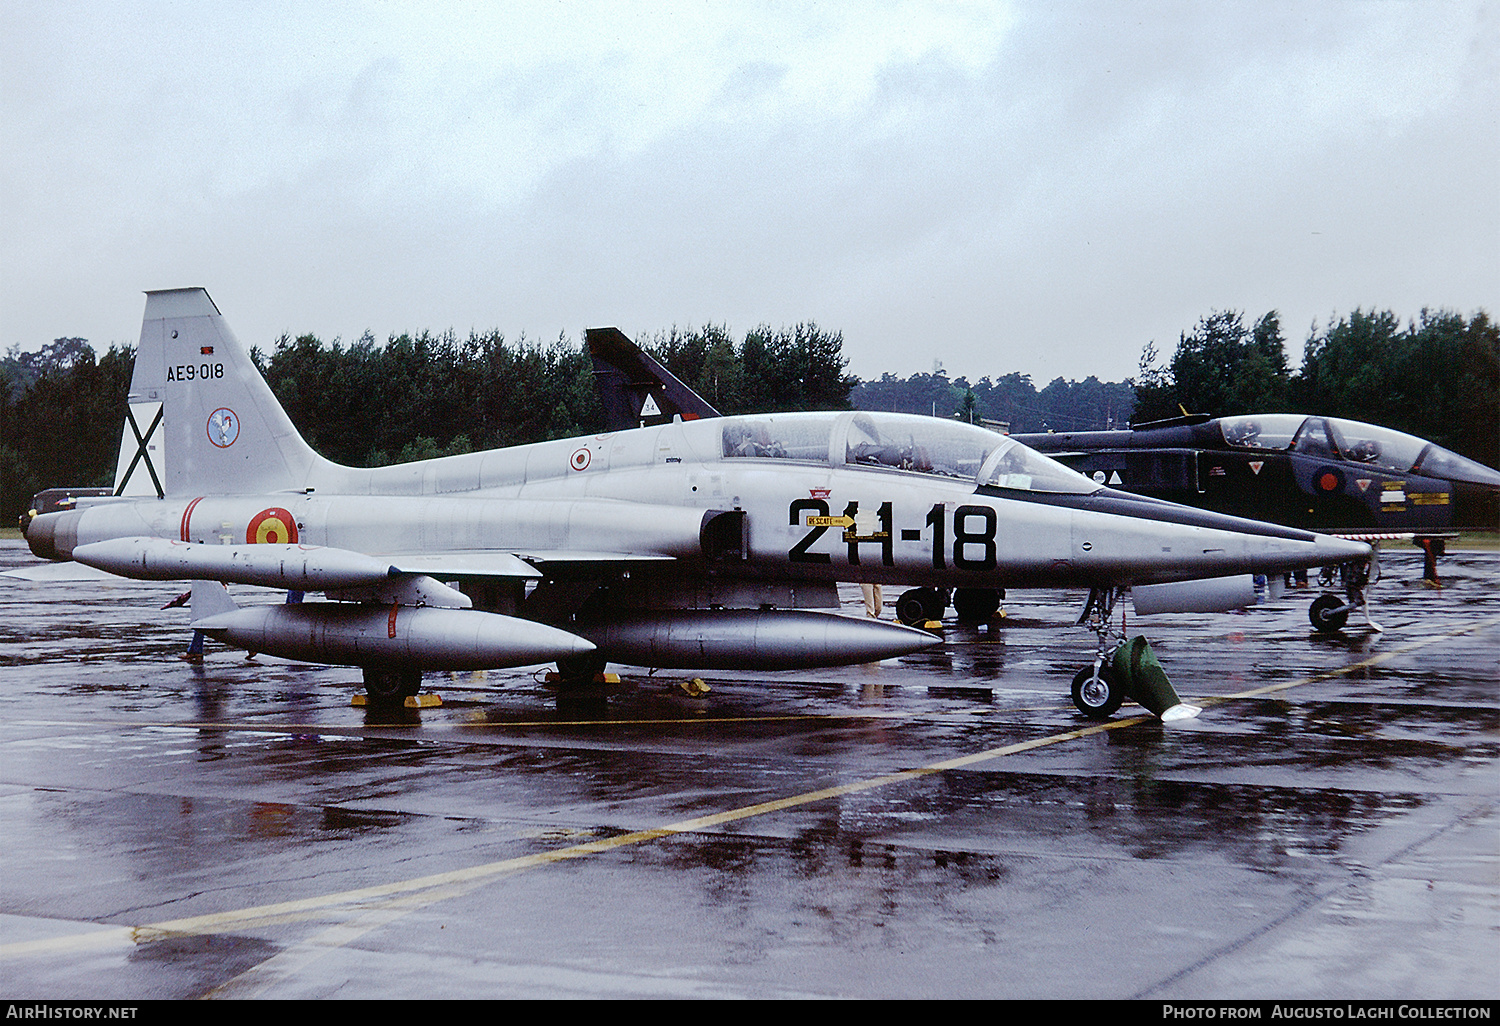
20, 290, 1370, 718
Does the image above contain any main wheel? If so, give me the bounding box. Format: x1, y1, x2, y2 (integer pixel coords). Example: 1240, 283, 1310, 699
895, 588, 946, 626
555, 650, 608, 683
952, 588, 1001, 621
363, 667, 421, 702
1309, 594, 1349, 633
1071, 663, 1123, 719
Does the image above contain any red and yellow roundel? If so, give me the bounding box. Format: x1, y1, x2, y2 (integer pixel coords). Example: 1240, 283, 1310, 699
246, 507, 298, 545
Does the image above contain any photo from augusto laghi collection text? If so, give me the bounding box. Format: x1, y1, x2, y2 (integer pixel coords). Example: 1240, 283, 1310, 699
1161, 1006, 1493, 1020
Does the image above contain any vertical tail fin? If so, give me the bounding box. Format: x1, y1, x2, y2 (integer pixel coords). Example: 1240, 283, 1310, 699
586, 327, 722, 432
114, 289, 325, 497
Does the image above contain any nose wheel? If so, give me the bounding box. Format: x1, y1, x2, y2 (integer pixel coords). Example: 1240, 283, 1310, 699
1310, 554, 1380, 634
1071, 662, 1123, 719
1308, 593, 1349, 632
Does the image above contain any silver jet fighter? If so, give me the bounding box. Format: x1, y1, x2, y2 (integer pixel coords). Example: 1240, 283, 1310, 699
22, 290, 1371, 717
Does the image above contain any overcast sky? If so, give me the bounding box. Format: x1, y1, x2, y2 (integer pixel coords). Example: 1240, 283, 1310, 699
2, 1, 1495, 386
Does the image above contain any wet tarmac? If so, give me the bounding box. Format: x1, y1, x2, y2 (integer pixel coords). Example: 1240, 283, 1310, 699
0, 538, 1495, 1000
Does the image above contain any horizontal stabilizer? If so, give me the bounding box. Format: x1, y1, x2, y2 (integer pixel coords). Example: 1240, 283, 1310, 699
1, 562, 127, 583
189, 580, 239, 621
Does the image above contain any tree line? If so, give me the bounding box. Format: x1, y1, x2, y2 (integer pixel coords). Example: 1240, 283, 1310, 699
1134, 308, 1498, 470
850, 368, 1135, 433
2, 307, 1494, 526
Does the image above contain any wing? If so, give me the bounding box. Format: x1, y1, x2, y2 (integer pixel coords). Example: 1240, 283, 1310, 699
69, 537, 675, 595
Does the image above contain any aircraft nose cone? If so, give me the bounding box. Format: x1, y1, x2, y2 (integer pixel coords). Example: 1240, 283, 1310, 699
563, 634, 599, 656
1312, 534, 1374, 565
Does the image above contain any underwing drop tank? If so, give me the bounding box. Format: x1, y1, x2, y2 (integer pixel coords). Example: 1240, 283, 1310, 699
192, 603, 596, 671
572, 608, 940, 670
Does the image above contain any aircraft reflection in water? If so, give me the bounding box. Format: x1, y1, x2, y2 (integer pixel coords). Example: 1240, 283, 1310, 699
20, 290, 1369, 720
1013, 413, 1500, 627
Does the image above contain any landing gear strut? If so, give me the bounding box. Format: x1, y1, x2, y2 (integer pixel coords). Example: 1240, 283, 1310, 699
1309, 554, 1380, 634
1073, 586, 1125, 719
1071, 587, 1199, 721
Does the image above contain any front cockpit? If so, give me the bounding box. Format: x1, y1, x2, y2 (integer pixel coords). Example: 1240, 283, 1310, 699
719, 411, 1101, 494
1217, 414, 1500, 489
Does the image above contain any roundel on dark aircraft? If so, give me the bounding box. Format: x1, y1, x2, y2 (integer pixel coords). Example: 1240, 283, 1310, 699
247, 507, 298, 545
1315, 467, 1345, 494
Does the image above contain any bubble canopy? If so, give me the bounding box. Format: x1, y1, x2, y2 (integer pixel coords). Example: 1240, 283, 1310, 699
1217, 414, 1500, 487
720, 411, 1101, 494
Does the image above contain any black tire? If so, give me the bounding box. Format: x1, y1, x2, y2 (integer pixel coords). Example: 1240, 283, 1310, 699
895, 588, 946, 626
1309, 594, 1349, 633
363, 666, 419, 702
1071, 663, 1123, 719
895, 589, 928, 625
952, 588, 1001, 621
555, 650, 608, 683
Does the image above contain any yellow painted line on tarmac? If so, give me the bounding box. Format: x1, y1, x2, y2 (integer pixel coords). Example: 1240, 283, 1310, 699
0, 721, 1140, 965
3, 614, 1495, 971
1187, 614, 1500, 710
